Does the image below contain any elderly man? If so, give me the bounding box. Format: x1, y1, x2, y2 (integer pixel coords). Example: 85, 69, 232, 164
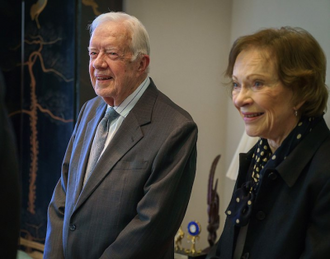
44, 12, 197, 259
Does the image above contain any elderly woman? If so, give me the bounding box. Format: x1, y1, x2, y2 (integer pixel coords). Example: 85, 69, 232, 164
208, 27, 330, 259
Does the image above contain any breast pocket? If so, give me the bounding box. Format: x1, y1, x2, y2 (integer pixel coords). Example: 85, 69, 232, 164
115, 160, 149, 170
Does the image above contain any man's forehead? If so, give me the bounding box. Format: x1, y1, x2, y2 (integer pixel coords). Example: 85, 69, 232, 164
93, 20, 129, 36
90, 25, 131, 45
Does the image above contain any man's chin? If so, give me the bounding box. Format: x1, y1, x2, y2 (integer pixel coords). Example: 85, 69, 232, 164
94, 87, 114, 97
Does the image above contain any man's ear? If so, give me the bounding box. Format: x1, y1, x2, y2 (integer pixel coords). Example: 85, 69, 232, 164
137, 54, 150, 73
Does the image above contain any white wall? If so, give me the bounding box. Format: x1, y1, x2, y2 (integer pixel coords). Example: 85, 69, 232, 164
124, 0, 330, 251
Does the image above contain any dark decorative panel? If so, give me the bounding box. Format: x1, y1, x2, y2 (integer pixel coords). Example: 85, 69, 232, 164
4, 0, 76, 244
0, 0, 122, 247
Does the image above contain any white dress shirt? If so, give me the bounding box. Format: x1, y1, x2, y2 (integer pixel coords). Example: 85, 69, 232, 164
101, 76, 150, 155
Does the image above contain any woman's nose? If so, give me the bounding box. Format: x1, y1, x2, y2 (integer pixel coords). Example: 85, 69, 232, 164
233, 87, 252, 107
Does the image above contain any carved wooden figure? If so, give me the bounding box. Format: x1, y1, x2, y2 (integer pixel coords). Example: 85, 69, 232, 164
207, 155, 221, 247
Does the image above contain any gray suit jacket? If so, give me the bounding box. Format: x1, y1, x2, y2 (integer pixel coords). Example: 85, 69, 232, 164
44, 79, 198, 259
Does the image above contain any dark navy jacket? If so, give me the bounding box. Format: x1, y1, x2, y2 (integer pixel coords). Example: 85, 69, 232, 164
208, 118, 330, 259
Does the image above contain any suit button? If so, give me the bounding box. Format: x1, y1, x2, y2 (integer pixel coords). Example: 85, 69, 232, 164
268, 172, 278, 180
256, 211, 266, 221
69, 224, 76, 231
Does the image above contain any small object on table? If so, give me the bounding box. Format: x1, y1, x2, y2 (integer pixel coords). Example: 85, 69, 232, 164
185, 221, 202, 255
175, 226, 185, 252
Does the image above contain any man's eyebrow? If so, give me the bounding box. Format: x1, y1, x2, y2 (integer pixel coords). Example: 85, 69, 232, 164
87, 47, 118, 51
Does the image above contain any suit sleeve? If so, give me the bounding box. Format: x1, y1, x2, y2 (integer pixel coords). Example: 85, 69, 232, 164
43, 103, 87, 259
100, 120, 198, 259
302, 178, 330, 258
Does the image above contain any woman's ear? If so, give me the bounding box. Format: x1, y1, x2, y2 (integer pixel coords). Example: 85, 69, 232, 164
294, 99, 305, 110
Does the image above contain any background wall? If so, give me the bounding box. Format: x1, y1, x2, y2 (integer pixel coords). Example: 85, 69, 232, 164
125, 0, 330, 250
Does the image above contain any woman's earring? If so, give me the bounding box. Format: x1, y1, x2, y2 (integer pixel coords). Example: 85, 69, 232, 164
294, 109, 298, 117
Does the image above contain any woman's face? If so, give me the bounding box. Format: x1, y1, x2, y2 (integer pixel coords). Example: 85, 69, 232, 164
232, 48, 299, 150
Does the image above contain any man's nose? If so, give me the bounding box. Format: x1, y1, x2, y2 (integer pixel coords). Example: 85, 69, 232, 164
92, 53, 107, 69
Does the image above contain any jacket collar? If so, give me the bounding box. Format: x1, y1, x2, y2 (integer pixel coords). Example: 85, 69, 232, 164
277, 118, 330, 187
237, 118, 330, 188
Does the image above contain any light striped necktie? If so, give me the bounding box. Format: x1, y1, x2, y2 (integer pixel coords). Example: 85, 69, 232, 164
84, 107, 119, 185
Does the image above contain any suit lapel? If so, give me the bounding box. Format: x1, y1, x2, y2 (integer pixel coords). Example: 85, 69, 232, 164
73, 81, 158, 212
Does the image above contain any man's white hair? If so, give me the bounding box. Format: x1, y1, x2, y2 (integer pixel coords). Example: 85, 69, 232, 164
89, 12, 150, 62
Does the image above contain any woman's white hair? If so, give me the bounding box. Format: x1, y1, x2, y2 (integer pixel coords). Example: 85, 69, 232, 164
89, 12, 150, 61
